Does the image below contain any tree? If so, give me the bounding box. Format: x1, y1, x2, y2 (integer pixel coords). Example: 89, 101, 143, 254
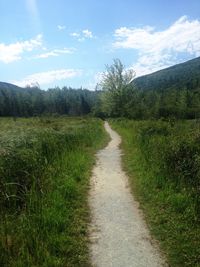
100, 59, 135, 117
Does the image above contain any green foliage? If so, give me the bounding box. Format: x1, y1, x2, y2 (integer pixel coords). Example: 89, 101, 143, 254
97, 57, 200, 119
111, 119, 200, 267
0, 117, 108, 266
100, 59, 135, 117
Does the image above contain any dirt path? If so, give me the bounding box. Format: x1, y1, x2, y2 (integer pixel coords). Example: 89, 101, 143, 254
89, 121, 166, 267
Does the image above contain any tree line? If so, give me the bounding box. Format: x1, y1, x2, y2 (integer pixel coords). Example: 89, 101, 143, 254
0, 86, 98, 117
1, 57, 200, 119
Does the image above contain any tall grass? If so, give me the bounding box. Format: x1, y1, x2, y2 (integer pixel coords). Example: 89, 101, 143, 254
111, 118, 200, 267
0, 117, 108, 266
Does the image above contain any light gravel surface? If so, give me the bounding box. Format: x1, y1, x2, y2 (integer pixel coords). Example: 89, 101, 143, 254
89, 121, 167, 267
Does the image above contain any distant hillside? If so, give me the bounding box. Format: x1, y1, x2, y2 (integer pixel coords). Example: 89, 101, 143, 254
0, 82, 25, 92
134, 57, 200, 91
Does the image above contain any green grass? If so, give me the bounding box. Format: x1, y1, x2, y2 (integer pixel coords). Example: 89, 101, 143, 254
110, 118, 200, 267
0, 116, 108, 266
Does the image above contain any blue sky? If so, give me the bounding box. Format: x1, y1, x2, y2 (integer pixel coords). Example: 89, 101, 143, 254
0, 0, 200, 90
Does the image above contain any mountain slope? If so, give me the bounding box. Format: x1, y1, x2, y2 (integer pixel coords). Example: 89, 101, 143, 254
0, 82, 25, 92
134, 57, 200, 91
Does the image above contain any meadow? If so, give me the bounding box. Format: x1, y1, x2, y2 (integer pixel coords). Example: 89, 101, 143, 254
1, 116, 200, 267
0, 116, 108, 267
111, 119, 200, 267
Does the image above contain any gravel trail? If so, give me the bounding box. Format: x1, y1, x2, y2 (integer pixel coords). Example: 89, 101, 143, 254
89, 121, 167, 267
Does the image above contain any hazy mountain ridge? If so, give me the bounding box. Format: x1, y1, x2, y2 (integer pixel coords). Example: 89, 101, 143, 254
134, 57, 200, 91
0, 81, 25, 91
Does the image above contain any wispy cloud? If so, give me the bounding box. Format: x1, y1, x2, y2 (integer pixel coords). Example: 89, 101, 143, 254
70, 29, 93, 41
26, 0, 41, 31
0, 34, 42, 63
57, 25, 66, 31
82, 29, 93, 38
70, 32, 80, 37
12, 69, 82, 87
33, 48, 75, 59
113, 16, 200, 76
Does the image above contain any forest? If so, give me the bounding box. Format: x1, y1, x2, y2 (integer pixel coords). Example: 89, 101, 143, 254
0, 56, 200, 119
0, 84, 97, 117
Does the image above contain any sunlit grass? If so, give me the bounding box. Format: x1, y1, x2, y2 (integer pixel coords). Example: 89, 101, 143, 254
111, 118, 200, 267
0, 116, 108, 266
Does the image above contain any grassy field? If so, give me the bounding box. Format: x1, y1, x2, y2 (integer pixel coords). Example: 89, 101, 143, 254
111, 119, 200, 267
0, 116, 108, 267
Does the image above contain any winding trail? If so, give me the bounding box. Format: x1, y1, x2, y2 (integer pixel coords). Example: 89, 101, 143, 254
89, 122, 166, 267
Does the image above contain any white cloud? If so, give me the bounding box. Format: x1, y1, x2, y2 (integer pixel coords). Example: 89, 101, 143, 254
57, 25, 66, 31
12, 69, 82, 87
70, 32, 80, 37
82, 29, 93, 38
113, 16, 200, 76
0, 34, 42, 63
34, 48, 75, 58
70, 29, 93, 41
